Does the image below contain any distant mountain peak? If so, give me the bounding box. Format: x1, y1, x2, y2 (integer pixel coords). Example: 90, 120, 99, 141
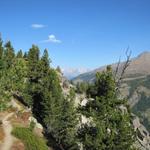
72, 51, 150, 83
137, 51, 150, 58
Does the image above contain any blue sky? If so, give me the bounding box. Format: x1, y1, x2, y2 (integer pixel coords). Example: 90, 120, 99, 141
1, 0, 150, 76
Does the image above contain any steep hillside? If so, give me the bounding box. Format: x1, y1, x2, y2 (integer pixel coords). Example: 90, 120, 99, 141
0, 99, 49, 150
0, 36, 147, 150
121, 75, 150, 131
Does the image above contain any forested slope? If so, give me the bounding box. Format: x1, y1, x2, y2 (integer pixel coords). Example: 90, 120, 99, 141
0, 36, 137, 150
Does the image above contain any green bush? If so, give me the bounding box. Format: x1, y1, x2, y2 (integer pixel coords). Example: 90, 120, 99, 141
29, 120, 36, 131
12, 127, 48, 150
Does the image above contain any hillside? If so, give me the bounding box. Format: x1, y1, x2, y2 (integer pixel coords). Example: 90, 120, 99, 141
0, 37, 145, 150
0, 99, 49, 150
72, 51, 150, 83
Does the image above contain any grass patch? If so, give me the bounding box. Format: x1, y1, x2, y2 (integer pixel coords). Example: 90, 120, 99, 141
12, 127, 48, 150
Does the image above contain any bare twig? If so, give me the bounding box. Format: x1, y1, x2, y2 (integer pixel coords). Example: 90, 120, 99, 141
114, 56, 121, 80
115, 48, 131, 92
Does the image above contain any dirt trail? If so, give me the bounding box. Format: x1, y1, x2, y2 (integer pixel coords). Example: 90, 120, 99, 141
0, 113, 14, 150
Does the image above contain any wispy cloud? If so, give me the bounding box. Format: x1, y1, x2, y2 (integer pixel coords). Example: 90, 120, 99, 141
31, 24, 46, 29
41, 35, 62, 43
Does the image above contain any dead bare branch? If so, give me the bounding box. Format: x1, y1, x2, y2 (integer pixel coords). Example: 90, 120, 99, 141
115, 48, 132, 92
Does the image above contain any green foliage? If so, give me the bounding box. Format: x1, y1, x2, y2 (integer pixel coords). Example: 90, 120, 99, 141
3, 41, 15, 68
29, 120, 36, 131
56, 66, 61, 73
17, 49, 23, 58
0, 35, 3, 59
76, 82, 89, 94
23, 52, 28, 59
21, 47, 79, 149
38, 69, 79, 150
0, 101, 7, 112
0, 35, 136, 150
27, 45, 40, 82
78, 66, 135, 150
12, 127, 48, 150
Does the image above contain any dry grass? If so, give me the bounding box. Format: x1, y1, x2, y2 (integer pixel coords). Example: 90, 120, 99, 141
0, 126, 5, 142
10, 111, 31, 128
11, 140, 25, 150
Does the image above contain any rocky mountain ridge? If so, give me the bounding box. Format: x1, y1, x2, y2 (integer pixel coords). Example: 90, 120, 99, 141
72, 51, 150, 83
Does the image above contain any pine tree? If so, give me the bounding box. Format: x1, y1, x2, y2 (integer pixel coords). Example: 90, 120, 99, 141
3, 41, 15, 68
41, 69, 79, 150
27, 45, 40, 82
0, 35, 3, 59
16, 49, 23, 58
39, 49, 51, 78
0, 36, 4, 70
23, 52, 28, 59
56, 66, 62, 73
0, 40, 16, 110
29, 49, 79, 149
22, 45, 40, 106
31, 49, 51, 118
78, 66, 135, 150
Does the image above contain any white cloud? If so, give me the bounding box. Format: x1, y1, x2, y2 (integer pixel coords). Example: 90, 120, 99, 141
41, 34, 62, 43
31, 24, 46, 29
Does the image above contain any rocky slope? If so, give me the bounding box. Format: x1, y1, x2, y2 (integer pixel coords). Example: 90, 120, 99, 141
0, 99, 49, 150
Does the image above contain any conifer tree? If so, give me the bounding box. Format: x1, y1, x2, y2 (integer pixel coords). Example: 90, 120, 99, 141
56, 66, 62, 73
40, 49, 51, 77
78, 66, 135, 150
31, 49, 51, 118
41, 69, 79, 150
0, 39, 16, 110
27, 45, 40, 82
23, 52, 28, 59
16, 49, 23, 58
27, 49, 79, 150
22, 45, 40, 106
0, 36, 4, 70
3, 41, 15, 68
0, 35, 3, 59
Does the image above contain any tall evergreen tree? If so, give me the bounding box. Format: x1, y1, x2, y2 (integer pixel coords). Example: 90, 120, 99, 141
56, 66, 62, 73
40, 69, 79, 150
3, 41, 15, 68
0, 36, 4, 70
16, 49, 23, 58
22, 45, 40, 106
78, 66, 135, 150
23, 52, 28, 59
28, 49, 79, 150
40, 49, 51, 77
0, 35, 3, 59
27, 45, 40, 82
31, 49, 51, 118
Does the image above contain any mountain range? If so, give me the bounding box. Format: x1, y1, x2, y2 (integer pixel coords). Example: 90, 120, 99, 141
72, 51, 150, 83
